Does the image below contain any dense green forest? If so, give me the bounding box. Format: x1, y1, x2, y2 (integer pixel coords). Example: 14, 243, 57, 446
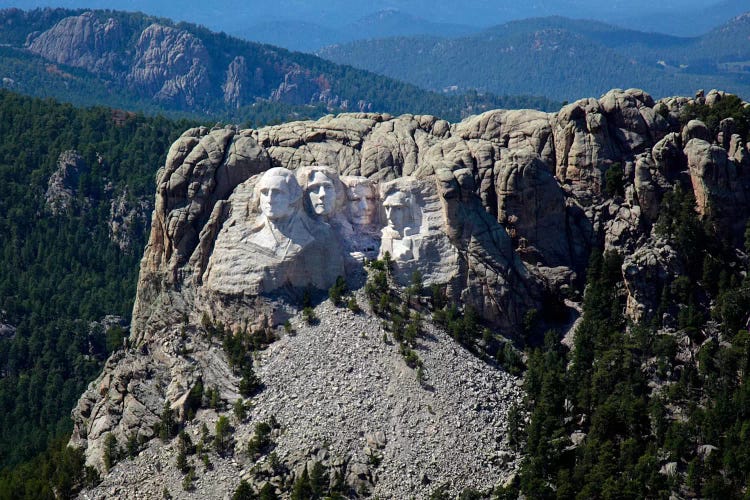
0, 90, 196, 486
497, 189, 750, 498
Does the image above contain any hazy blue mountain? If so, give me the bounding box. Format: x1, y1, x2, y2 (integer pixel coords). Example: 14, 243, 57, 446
237, 20, 346, 53
620, 0, 750, 35
2, 0, 739, 44
235, 9, 476, 53
479, 16, 692, 48
318, 14, 750, 102
345, 9, 474, 39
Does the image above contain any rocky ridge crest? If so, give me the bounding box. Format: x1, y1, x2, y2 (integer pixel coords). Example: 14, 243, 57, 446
23, 11, 368, 112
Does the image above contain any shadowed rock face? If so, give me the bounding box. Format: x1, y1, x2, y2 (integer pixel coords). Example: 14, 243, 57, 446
44, 150, 89, 215
72, 88, 750, 492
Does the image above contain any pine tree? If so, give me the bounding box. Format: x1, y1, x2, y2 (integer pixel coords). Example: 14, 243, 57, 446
214, 416, 232, 456
232, 480, 255, 500
239, 363, 262, 398
291, 465, 314, 500
102, 434, 119, 472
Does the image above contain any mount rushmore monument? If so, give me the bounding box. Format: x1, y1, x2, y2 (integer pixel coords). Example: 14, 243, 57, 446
69, 88, 750, 496
130, 112, 544, 344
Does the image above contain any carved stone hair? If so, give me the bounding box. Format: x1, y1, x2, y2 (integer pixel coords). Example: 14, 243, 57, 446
380, 182, 412, 205
379, 178, 422, 231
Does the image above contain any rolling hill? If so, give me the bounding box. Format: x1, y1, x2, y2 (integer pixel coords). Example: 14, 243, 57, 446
0, 8, 558, 125
318, 14, 750, 102
237, 9, 476, 53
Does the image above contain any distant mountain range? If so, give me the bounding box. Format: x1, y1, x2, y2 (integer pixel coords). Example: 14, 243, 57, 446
3, 6, 749, 122
318, 14, 750, 102
622, 0, 750, 36
7, 0, 745, 37
0, 8, 557, 124
235, 1, 750, 50
237, 9, 476, 53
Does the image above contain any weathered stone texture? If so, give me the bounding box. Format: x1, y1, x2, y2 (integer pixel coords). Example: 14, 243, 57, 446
72, 88, 750, 496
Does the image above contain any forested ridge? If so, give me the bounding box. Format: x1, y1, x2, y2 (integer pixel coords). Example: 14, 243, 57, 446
502, 211, 750, 498
500, 143, 750, 498
0, 89, 196, 496
0, 8, 558, 125
318, 14, 750, 103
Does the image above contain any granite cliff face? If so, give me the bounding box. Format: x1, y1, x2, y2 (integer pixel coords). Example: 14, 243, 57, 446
27, 11, 126, 74
44, 149, 89, 215
129, 110, 558, 342
21, 11, 370, 112
71, 88, 750, 497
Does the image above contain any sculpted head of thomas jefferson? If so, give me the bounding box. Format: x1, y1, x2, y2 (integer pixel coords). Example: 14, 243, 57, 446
295, 165, 345, 220
342, 176, 378, 226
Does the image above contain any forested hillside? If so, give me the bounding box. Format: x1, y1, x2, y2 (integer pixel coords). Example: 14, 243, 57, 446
509, 216, 750, 498
318, 15, 750, 102
0, 8, 557, 124
495, 99, 750, 498
0, 90, 195, 486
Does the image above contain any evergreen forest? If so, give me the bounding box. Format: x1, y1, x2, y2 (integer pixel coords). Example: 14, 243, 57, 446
500, 197, 750, 497
0, 89, 196, 497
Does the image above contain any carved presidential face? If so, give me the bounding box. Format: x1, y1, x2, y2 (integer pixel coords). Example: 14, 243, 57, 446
383, 191, 410, 232
258, 172, 296, 222
306, 171, 336, 217
347, 183, 378, 225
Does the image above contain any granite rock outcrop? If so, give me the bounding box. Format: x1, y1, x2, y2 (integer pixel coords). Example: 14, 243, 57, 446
27, 11, 126, 74
71, 88, 750, 497
45, 149, 89, 215
23, 11, 373, 112
109, 189, 152, 252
